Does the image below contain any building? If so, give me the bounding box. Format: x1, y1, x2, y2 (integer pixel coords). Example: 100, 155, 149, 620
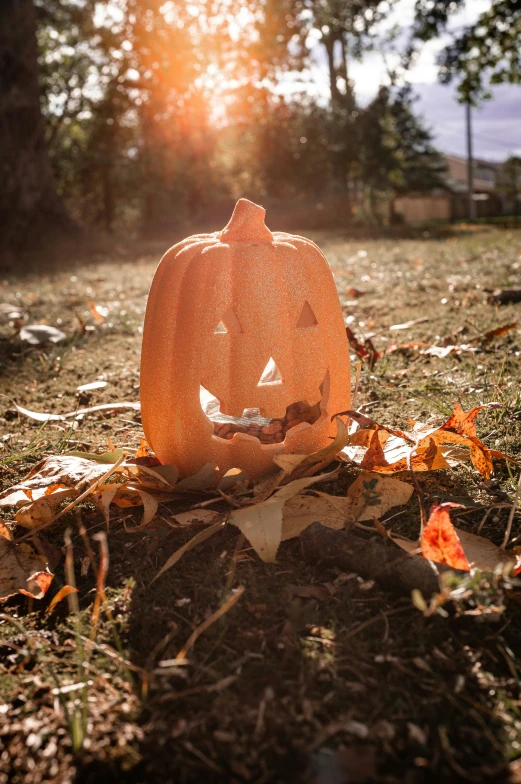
393, 153, 509, 223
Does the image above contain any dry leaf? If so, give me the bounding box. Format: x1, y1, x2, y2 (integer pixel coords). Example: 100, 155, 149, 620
345, 473, 413, 522
14, 486, 77, 529
421, 504, 470, 570
171, 510, 220, 526
230, 470, 338, 562
151, 520, 226, 583
19, 324, 66, 345
282, 494, 346, 540
176, 463, 219, 492
283, 472, 412, 540
218, 468, 249, 492
0, 526, 53, 601
14, 401, 140, 423
394, 524, 518, 574
46, 585, 79, 614
389, 318, 429, 331
284, 417, 350, 480
134, 439, 150, 458
88, 300, 106, 324
0, 456, 114, 507
77, 380, 107, 392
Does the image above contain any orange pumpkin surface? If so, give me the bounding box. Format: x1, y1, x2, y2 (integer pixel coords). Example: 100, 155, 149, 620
140, 198, 350, 479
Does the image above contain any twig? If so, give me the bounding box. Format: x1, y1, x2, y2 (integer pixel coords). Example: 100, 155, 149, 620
351, 361, 362, 410
150, 519, 226, 584
406, 446, 427, 534
14, 453, 126, 543
343, 605, 411, 641
502, 470, 521, 548
90, 532, 109, 641
175, 586, 245, 661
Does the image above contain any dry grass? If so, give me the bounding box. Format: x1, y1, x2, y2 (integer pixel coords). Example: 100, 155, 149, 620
1, 223, 521, 783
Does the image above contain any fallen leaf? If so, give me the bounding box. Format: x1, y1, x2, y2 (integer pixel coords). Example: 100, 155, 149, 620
76, 380, 107, 392
151, 520, 226, 583
176, 463, 219, 492
0, 303, 24, 320
14, 486, 77, 529
14, 401, 140, 422
0, 526, 53, 601
345, 473, 413, 522
421, 503, 470, 570
218, 468, 249, 492
230, 470, 339, 562
19, 324, 66, 345
125, 462, 179, 490
440, 401, 500, 439
482, 322, 517, 343
282, 494, 346, 540
134, 439, 150, 458
394, 527, 518, 574
389, 318, 429, 331
171, 510, 220, 526
92, 484, 119, 525
65, 449, 126, 464
345, 327, 380, 368
0, 456, 116, 507
88, 301, 107, 324
46, 585, 79, 614
284, 417, 350, 480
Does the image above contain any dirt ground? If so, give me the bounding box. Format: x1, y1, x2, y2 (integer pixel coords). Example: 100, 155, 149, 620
2, 223, 521, 783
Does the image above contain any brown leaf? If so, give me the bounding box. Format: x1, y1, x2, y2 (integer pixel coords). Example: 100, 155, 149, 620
231, 470, 339, 562
482, 322, 517, 342
46, 585, 79, 614
0, 527, 53, 601
14, 486, 77, 529
345, 473, 413, 522
281, 473, 412, 540
395, 528, 518, 574
345, 327, 380, 368
284, 417, 349, 480
440, 401, 500, 439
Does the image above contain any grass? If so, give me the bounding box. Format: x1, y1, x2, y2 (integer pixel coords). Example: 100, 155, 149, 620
1, 222, 521, 782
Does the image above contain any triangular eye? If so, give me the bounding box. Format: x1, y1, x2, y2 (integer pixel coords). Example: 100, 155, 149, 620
258, 357, 282, 385
296, 301, 318, 328
214, 308, 242, 334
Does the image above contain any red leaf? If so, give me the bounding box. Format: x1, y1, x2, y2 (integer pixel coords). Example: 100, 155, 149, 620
421, 503, 470, 570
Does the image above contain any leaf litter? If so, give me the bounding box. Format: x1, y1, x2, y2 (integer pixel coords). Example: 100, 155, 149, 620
2, 390, 520, 601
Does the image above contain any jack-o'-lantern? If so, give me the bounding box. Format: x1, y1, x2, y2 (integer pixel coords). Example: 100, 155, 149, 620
140, 198, 350, 479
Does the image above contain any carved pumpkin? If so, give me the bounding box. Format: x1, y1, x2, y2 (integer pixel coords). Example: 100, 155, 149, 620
140, 198, 350, 479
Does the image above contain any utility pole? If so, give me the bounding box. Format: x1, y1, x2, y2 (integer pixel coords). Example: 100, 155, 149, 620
466, 101, 476, 222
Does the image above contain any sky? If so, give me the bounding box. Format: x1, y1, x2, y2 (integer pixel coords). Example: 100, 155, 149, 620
307, 0, 521, 162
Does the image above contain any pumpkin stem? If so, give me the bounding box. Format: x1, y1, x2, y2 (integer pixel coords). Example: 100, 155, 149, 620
220, 199, 273, 243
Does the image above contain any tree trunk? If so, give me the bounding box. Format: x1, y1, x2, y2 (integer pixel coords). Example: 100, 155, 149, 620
323, 36, 340, 107
0, 0, 74, 261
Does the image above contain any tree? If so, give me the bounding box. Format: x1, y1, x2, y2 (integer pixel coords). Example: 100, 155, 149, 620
498, 155, 521, 216
359, 86, 447, 221
412, 0, 521, 102
0, 0, 74, 260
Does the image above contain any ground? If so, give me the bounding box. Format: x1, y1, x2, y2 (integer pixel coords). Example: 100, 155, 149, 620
1, 223, 521, 783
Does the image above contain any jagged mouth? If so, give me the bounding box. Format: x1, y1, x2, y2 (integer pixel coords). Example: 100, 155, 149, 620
200, 371, 330, 446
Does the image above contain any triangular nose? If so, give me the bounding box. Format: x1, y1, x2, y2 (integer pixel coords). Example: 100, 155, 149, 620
297, 301, 318, 328
258, 357, 282, 385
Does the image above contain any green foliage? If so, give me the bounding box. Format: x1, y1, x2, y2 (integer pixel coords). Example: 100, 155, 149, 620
29, 0, 451, 231
412, 0, 521, 102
